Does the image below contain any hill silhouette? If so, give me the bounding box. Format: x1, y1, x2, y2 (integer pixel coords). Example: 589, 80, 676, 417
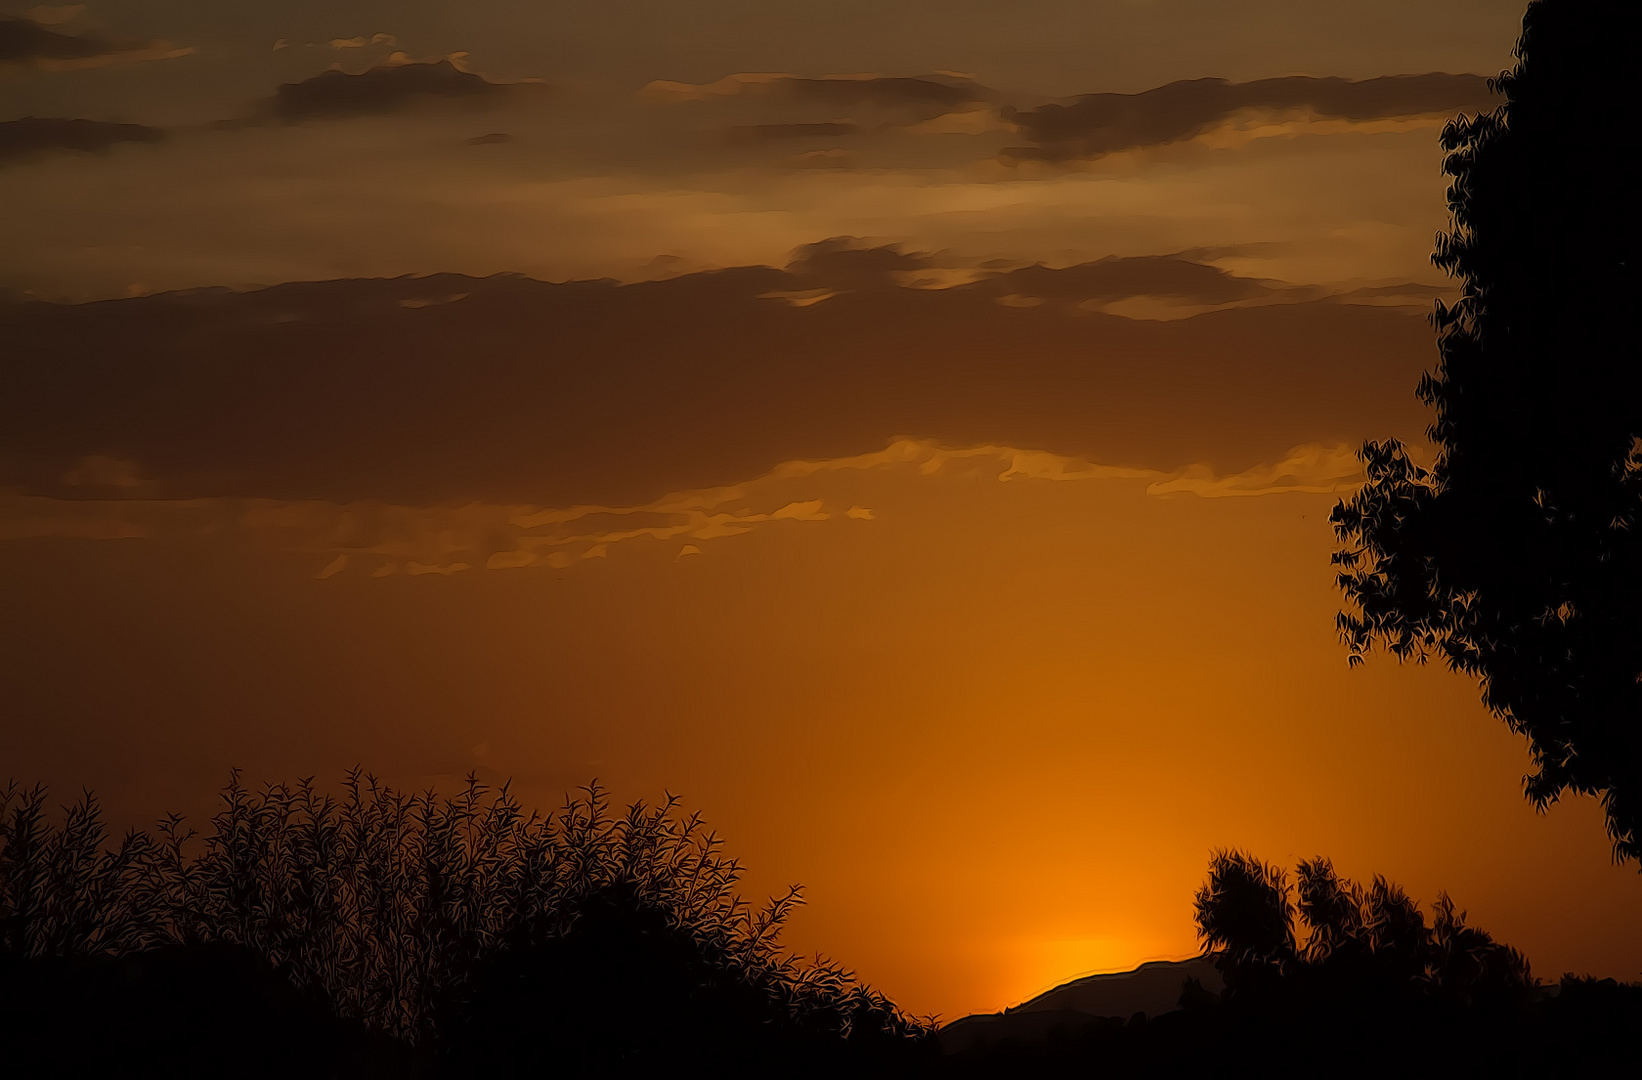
939, 957, 1222, 1053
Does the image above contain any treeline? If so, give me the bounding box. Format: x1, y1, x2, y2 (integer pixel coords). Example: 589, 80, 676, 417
946, 850, 1642, 1077
5, 777, 1641, 1077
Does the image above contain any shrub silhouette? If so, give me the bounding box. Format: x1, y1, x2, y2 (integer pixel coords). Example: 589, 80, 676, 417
0, 772, 927, 1072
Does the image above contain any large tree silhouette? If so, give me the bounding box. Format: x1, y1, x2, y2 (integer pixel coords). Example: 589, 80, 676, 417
1331, 0, 1640, 859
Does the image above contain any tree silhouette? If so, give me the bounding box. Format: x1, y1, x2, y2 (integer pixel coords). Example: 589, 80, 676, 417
1193, 849, 1294, 996
1331, 0, 1642, 859
1196, 852, 1532, 1002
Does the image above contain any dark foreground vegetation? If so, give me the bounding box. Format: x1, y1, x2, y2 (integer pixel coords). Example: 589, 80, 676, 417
947, 851, 1642, 1077
0, 775, 925, 1078
5, 776, 1641, 1078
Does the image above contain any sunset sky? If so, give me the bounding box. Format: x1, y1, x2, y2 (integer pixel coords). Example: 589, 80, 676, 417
4, 0, 1638, 1021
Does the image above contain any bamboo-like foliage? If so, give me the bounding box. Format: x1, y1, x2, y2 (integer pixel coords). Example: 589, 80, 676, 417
1196, 851, 1532, 1003
0, 783, 159, 959
0, 772, 927, 1046
1193, 849, 1295, 969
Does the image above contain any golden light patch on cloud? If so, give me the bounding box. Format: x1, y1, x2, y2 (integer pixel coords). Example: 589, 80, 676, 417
32, 41, 194, 71
1081, 295, 1238, 321
996, 451, 1161, 485
406, 560, 470, 575
383, 49, 471, 72
639, 73, 795, 102
889, 267, 990, 290
1186, 110, 1452, 153
903, 106, 1006, 136
329, 33, 397, 51
1146, 443, 1364, 498
757, 288, 841, 307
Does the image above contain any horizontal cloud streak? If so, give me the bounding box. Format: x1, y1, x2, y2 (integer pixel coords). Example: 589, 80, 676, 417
643, 73, 990, 115
0, 117, 165, 163
0, 14, 190, 70
1, 266, 1430, 509
1002, 74, 1497, 162
0, 439, 1363, 576
261, 58, 544, 122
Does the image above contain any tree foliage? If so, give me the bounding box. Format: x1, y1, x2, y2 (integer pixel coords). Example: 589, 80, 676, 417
1196, 851, 1533, 1005
1331, 0, 1642, 859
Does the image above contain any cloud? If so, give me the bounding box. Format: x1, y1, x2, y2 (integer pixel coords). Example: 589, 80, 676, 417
0, 437, 1363, 576
782, 241, 1296, 310
727, 121, 860, 143
1144, 443, 1363, 498
274, 32, 398, 53
0, 264, 1431, 512
264, 58, 536, 122
646, 73, 989, 111
642, 72, 996, 136
0, 117, 165, 164
24, 6, 83, 27
0, 14, 191, 70
965, 254, 1281, 306
1002, 73, 1497, 163
786, 237, 932, 289
328, 33, 397, 51
61, 454, 147, 490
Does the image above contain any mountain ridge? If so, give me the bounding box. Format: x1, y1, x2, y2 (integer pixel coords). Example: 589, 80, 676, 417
939, 956, 1223, 1053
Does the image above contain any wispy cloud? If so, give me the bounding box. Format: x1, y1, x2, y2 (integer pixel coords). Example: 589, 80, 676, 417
0, 117, 164, 165
0, 13, 191, 70
0, 440, 1363, 577
1002, 74, 1497, 164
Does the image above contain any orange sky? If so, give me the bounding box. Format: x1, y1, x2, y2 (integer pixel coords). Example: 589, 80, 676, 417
6, 0, 1638, 1023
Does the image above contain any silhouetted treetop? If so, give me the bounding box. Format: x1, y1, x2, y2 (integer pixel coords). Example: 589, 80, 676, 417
1331, 0, 1642, 860
1196, 851, 1532, 1005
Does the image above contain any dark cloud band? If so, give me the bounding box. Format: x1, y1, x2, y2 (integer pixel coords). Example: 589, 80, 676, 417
1, 255, 1429, 508
267, 59, 528, 121
0, 117, 165, 163
0, 14, 185, 69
